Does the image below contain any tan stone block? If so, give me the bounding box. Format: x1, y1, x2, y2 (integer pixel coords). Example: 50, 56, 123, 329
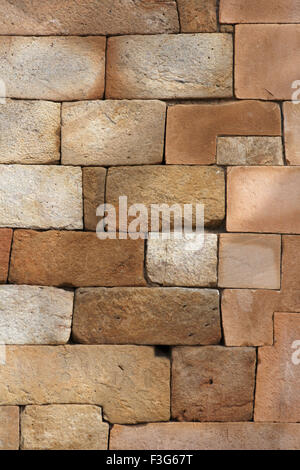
83, 167, 106, 231
218, 234, 281, 289
0, 406, 19, 450
235, 25, 300, 100
172, 346, 256, 422
166, 101, 281, 165
110, 422, 300, 450
9, 230, 145, 287
0, 229, 12, 283
0, 100, 60, 164
217, 137, 283, 166
0, 0, 179, 35
62, 100, 166, 166
282, 236, 300, 290
106, 34, 233, 99
255, 313, 300, 422
220, 0, 300, 24
72, 287, 221, 345
177, 0, 217, 32
0, 345, 170, 424
0, 36, 106, 100
284, 102, 300, 166
227, 167, 300, 233
21, 405, 108, 450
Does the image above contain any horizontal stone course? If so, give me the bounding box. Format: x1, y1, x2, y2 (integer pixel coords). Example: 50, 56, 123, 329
0, 406, 19, 450
220, 0, 300, 23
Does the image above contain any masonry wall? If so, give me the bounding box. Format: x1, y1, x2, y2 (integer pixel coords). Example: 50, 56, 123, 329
0, 0, 300, 451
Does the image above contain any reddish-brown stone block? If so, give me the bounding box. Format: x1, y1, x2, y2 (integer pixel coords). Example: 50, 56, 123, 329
0, 229, 12, 283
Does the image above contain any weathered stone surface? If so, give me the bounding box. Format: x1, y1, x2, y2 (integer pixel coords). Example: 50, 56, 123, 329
0, 406, 19, 450
0, 0, 179, 35
146, 234, 218, 286
0, 100, 60, 164
0, 166, 82, 230
220, 0, 300, 24
62, 100, 166, 166
282, 236, 300, 290
177, 0, 217, 32
0, 229, 12, 283
172, 346, 256, 422
0, 36, 106, 100
0, 346, 170, 424
21, 405, 109, 450
284, 102, 300, 166
255, 313, 300, 422
217, 137, 283, 166
235, 25, 300, 100
83, 167, 106, 231
110, 422, 300, 450
9, 230, 145, 287
166, 101, 281, 164
72, 287, 221, 345
106, 34, 233, 99
106, 166, 225, 228
0, 285, 73, 344
218, 234, 281, 289
227, 167, 300, 233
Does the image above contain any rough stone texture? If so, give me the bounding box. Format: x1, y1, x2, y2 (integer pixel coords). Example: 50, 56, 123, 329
284, 102, 300, 166
146, 233, 218, 287
9, 230, 145, 287
0, 100, 60, 164
106, 34, 233, 99
110, 422, 300, 450
72, 287, 221, 345
0, 406, 19, 450
0, 166, 83, 230
21, 405, 109, 450
0, 0, 179, 35
0, 285, 73, 345
217, 137, 283, 166
235, 25, 300, 100
0, 229, 12, 283
83, 167, 106, 231
255, 313, 300, 422
0, 346, 170, 424
106, 166, 225, 228
166, 101, 281, 165
62, 100, 166, 166
177, 0, 217, 32
282, 236, 300, 291
218, 234, 281, 289
220, 0, 300, 24
0, 36, 106, 100
227, 167, 300, 233
172, 346, 256, 422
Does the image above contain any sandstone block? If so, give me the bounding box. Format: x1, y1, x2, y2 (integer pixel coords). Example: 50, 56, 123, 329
282, 236, 300, 290
83, 167, 106, 231
0, 166, 82, 230
72, 287, 221, 345
217, 137, 283, 166
0, 36, 106, 100
0, 100, 60, 164
21, 405, 109, 450
106, 34, 233, 99
0, 229, 12, 283
62, 100, 166, 166
0, 407, 19, 450
9, 230, 145, 287
220, 0, 300, 24
172, 346, 256, 422
177, 0, 217, 32
284, 102, 300, 166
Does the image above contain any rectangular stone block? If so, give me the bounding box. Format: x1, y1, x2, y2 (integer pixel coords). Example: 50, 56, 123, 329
110, 422, 300, 450
0, 36, 106, 100
217, 137, 283, 166
0, 229, 12, 283
0, 346, 170, 424
220, 0, 300, 23
106, 34, 233, 99
62, 100, 166, 166
72, 287, 221, 345
0, 406, 19, 450
83, 168, 106, 231
284, 102, 300, 166
21, 405, 109, 450
282, 236, 300, 291
106, 166, 225, 228
0, 0, 179, 35
172, 346, 256, 422
0, 166, 83, 230
227, 167, 300, 233
9, 230, 145, 287
0, 100, 60, 164
0, 285, 73, 344
177, 0, 217, 32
